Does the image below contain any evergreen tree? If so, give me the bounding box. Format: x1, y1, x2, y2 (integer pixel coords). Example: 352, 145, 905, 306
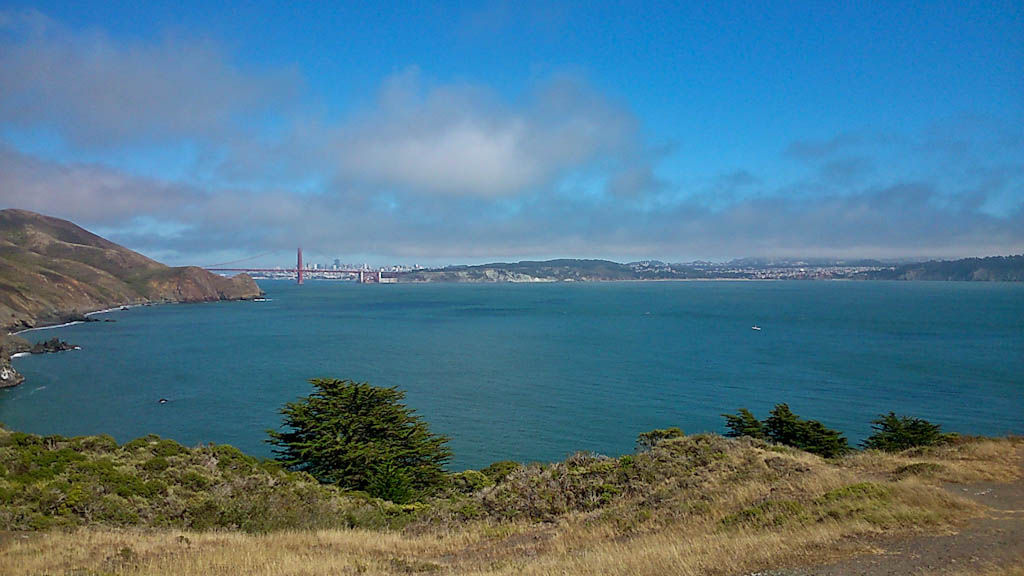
763, 403, 850, 458
764, 404, 803, 446
722, 408, 765, 439
796, 419, 850, 458
268, 379, 451, 499
862, 412, 946, 452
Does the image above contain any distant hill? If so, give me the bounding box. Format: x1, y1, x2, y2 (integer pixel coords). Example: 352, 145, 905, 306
395, 256, 1024, 283
856, 255, 1024, 281
398, 259, 639, 282
0, 209, 261, 332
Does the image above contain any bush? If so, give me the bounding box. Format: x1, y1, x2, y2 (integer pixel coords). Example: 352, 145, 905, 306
862, 412, 947, 452
153, 439, 187, 458
0, 427, 405, 532
479, 460, 522, 483
267, 379, 452, 499
449, 470, 494, 494
142, 457, 170, 473
636, 427, 684, 451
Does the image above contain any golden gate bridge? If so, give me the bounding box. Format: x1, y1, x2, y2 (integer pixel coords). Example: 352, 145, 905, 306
206, 248, 386, 284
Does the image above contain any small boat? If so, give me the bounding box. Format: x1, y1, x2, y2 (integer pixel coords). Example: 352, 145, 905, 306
751, 326, 762, 331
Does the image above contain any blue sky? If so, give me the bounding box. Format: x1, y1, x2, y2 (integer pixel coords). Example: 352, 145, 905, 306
1, 1, 1022, 266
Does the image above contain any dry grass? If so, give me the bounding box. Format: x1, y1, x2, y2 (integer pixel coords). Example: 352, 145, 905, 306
0, 522, 878, 576
1, 436, 1019, 576
842, 436, 1023, 483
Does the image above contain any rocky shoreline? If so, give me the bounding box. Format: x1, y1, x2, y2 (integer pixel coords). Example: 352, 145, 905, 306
0, 333, 29, 388
1, 307, 121, 389
0, 333, 83, 388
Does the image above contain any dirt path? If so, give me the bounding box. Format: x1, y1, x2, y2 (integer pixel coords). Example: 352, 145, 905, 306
779, 480, 1024, 575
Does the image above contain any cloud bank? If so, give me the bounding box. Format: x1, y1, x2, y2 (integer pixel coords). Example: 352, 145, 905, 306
1, 9, 1021, 265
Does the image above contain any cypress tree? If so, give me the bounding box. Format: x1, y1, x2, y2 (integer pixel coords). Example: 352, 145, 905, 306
862, 412, 945, 452
268, 379, 451, 499
722, 408, 766, 439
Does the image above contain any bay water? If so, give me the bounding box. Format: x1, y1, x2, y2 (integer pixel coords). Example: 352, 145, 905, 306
3, 280, 1022, 470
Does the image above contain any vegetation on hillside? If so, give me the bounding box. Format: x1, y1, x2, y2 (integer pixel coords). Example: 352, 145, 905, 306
0, 428, 409, 532
1, 382, 1020, 574
392, 255, 1024, 283
268, 379, 452, 503
722, 403, 850, 457
859, 255, 1024, 281
2, 423, 1018, 575
862, 412, 952, 452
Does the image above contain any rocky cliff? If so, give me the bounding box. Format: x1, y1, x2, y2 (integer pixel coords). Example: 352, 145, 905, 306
0, 334, 28, 388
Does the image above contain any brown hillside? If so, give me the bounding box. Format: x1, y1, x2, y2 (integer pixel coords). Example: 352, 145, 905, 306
0, 209, 261, 331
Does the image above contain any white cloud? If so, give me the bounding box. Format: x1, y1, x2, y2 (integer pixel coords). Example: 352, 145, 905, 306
0, 11, 1020, 264
0, 145, 198, 223
328, 70, 646, 197
0, 8, 302, 148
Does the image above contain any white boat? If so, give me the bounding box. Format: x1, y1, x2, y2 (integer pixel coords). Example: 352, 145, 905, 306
751, 326, 762, 331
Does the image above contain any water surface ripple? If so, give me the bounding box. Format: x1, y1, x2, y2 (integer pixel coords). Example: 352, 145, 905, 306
4, 281, 1022, 470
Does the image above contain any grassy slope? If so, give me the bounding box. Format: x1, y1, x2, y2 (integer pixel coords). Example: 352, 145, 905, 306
0, 209, 260, 330
0, 427, 1019, 575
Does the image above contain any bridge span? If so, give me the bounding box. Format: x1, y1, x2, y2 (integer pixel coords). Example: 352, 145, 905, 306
206, 248, 390, 284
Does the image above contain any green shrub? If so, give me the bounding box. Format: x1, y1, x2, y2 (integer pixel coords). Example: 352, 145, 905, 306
142, 456, 170, 473
212, 444, 256, 471
815, 482, 892, 522
74, 434, 118, 453
636, 427, 684, 451
179, 471, 211, 492
153, 439, 187, 458
818, 482, 890, 503
7, 432, 42, 447
862, 413, 947, 452
721, 500, 806, 528
891, 462, 944, 479
0, 427, 398, 533
121, 437, 153, 452
449, 470, 494, 494
479, 460, 522, 483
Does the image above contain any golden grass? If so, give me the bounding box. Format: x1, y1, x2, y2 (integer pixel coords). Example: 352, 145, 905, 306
842, 436, 1023, 483
0, 522, 870, 576
1, 436, 1019, 576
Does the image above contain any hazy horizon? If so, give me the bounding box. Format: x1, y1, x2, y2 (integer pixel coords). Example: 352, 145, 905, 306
1, 3, 1021, 268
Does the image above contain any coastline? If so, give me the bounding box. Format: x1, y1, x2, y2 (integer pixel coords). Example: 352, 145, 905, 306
9, 303, 145, 336
2, 298, 252, 390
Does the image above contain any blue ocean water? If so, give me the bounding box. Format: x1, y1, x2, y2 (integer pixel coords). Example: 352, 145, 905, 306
3, 280, 1022, 470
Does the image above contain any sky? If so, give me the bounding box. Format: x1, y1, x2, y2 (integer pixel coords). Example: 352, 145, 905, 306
1, 1, 1022, 267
